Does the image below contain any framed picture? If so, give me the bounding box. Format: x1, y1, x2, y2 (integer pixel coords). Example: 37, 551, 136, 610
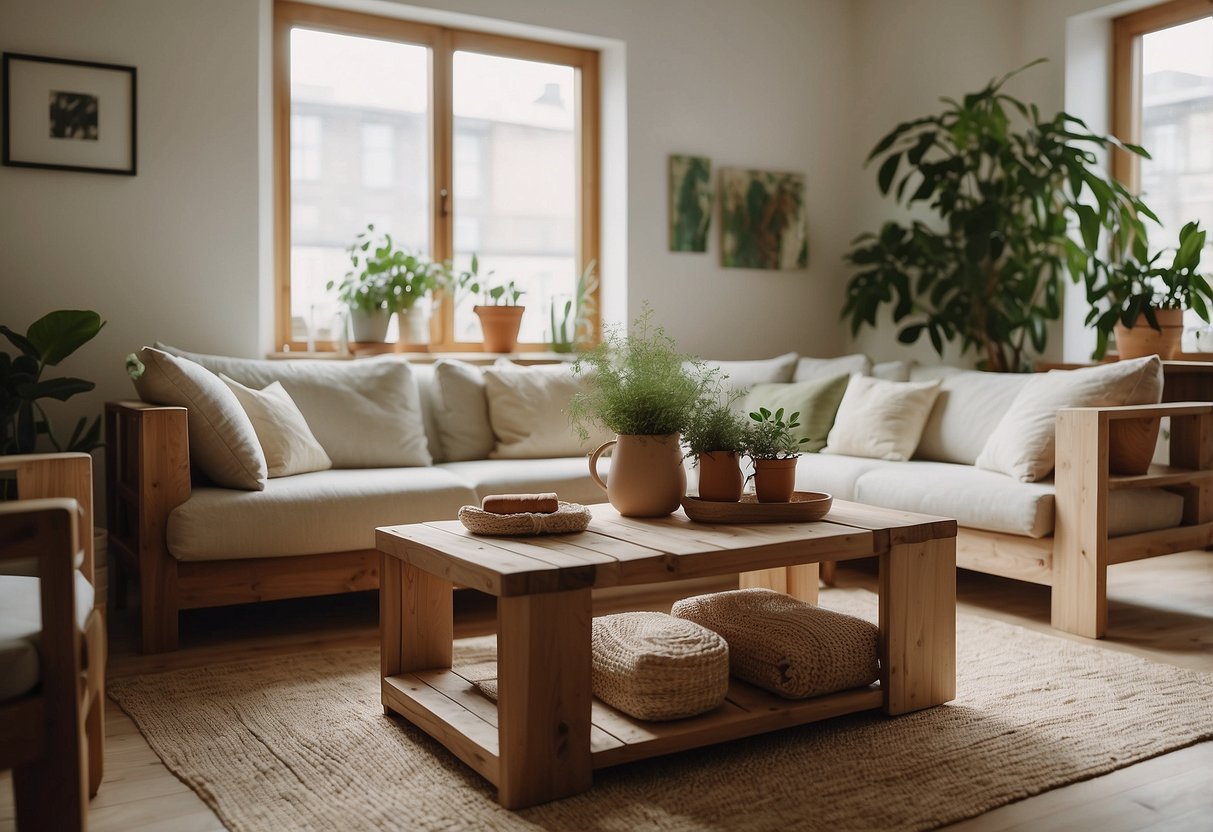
2, 52, 137, 175
668, 154, 712, 252
719, 167, 808, 270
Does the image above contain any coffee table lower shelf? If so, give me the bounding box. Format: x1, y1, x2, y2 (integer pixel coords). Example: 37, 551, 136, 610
383, 667, 884, 786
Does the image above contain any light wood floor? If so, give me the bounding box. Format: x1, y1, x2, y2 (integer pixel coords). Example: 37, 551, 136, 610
2, 552, 1211, 831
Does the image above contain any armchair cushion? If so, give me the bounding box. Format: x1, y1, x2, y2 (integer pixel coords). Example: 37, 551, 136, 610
0, 572, 94, 703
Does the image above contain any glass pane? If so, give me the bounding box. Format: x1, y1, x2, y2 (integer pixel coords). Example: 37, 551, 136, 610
1140, 17, 1213, 255
452, 51, 578, 345
288, 28, 430, 344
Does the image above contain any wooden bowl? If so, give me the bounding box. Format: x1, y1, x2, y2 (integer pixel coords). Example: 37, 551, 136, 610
681, 491, 832, 524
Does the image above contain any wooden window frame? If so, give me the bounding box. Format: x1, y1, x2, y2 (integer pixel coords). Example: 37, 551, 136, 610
1112, 0, 1213, 191
273, 1, 600, 354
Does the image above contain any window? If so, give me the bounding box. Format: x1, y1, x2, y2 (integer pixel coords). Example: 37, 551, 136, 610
1113, 1, 1213, 244
274, 2, 600, 352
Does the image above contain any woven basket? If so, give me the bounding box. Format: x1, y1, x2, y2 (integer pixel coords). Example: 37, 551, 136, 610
591, 612, 729, 721
457, 501, 591, 536
672, 588, 879, 699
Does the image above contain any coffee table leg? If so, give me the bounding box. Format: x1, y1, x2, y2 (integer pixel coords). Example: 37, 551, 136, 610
381, 555, 453, 712
496, 588, 593, 809
740, 564, 819, 604
878, 538, 956, 715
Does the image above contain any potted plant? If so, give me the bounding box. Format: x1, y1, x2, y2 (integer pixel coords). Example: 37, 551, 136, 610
550, 260, 599, 354
746, 407, 810, 503
682, 398, 749, 502
1079, 220, 1209, 360
327, 223, 445, 344
452, 255, 526, 352
570, 308, 719, 517
841, 60, 1151, 372
1, 309, 106, 498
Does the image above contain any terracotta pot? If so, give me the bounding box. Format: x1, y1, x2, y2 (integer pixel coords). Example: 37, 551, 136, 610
697, 451, 743, 502
1108, 417, 1161, 476
475, 305, 525, 353
589, 433, 687, 517
348, 308, 391, 343
1114, 307, 1183, 360
753, 457, 797, 503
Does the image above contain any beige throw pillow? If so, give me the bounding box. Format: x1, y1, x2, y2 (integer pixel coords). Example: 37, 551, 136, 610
131, 347, 267, 490
822, 376, 942, 461
432, 359, 494, 461
483, 363, 611, 459
220, 375, 332, 477
793, 353, 872, 382
975, 355, 1163, 482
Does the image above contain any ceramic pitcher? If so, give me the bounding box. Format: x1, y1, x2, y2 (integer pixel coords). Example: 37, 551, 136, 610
589, 433, 686, 517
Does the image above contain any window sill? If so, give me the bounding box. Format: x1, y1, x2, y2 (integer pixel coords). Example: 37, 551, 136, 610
267, 348, 576, 365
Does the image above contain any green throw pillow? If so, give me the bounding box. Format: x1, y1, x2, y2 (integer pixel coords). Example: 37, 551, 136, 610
743, 373, 851, 453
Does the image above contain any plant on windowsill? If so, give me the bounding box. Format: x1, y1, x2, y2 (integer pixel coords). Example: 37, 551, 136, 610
327, 223, 447, 345
570, 306, 720, 517
682, 396, 749, 503
841, 59, 1152, 373
1078, 220, 1210, 360
745, 407, 810, 503
549, 260, 599, 354
452, 254, 527, 353
1, 309, 106, 499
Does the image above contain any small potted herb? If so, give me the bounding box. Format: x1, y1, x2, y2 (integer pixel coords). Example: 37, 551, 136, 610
453, 255, 526, 353
683, 398, 749, 502
746, 407, 810, 503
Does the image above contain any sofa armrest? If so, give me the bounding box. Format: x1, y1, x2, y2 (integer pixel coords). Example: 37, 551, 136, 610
0, 452, 94, 583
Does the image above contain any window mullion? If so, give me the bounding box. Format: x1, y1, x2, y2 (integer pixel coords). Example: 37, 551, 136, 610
432, 28, 455, 349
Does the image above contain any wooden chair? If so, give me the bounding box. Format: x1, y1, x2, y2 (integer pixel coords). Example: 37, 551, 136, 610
0, 453, 106, 831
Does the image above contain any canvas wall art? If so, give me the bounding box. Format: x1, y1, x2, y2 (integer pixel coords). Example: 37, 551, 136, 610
719, 167, 807, 269
668, 154, 711, 252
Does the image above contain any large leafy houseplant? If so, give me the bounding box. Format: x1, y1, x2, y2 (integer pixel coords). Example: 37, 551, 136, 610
842, 61, 1151, 372
1, 310, 106, 496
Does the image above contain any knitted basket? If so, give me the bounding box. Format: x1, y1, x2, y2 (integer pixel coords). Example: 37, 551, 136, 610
457, 501, 591, 536
672, 588, 879, 699
591, 612, 729, 721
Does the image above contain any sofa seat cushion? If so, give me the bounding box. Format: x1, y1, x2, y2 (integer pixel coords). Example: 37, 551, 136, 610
438, 457, 608, 506
0, 572, 94, 703
167, 468, 478, 561
852, 460, 1184, 538
793, 454, 892, 500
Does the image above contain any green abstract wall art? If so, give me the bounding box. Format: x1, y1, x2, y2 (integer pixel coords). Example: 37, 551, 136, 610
668, 154, 712, 252
719, 167, 808, 270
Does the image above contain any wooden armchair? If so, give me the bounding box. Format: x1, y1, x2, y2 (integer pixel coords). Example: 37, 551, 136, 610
0, 453, 105, 831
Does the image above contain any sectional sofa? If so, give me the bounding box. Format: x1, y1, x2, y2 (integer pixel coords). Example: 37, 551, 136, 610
106, 347, 1212, 651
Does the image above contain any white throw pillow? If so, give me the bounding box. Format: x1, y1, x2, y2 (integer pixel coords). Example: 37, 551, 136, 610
220, 375, 332, 477
483, 362, 611, 459
793, 353, 872, 382
432, 359, 494, 461
155, 345, 431, 469
976, 356, 1164, 482
131, 347, 267, 490
822, 376, 942, 461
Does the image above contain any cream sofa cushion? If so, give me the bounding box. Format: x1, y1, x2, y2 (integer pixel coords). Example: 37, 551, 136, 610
705, 352, 798, 393
133, 347, 267, 490
167, 468, 477, 561
793, 454, 897, 500
823, 376, 942, 461
432, 359, 494, 462
220, 376, 332, 477
484, 362, 609, 459
793, 353, 870, 382
912, 367, 1033, 466
0, 572, 94, 703
976, 356, 1164, 482
157, 345, 431, 469
871, 360, 912, 382
438, 458, 609, 505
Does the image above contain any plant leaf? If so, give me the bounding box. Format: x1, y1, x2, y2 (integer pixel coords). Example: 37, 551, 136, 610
25, 310, 105, 366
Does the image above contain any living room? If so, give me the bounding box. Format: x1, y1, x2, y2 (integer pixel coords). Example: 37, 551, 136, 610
2, 0, 1212, 829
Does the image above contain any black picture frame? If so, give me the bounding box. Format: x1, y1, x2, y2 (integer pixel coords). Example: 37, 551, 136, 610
2, 52, 137, 176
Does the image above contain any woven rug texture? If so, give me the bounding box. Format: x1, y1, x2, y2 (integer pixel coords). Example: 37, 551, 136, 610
108, 589, 1213, 831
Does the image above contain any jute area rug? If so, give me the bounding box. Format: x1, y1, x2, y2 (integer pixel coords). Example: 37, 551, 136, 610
109, 589, 1213, 832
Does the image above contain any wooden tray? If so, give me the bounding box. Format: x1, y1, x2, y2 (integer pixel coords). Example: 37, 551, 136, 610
681, 491, 832, 524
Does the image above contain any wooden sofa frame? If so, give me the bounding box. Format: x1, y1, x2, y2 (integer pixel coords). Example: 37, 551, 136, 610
107, 399, 1213, 651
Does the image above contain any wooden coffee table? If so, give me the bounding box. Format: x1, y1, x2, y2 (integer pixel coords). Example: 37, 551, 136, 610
376, 500, 957, 809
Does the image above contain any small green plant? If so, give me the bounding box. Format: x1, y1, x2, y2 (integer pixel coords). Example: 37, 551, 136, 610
568, 307, 719, 438
1, 310, 106, 463
326, 224, 447, 314
746, 407, 810, 460
453, 254, 524, 307
1079, 220, 1211, 359
550, 260, 599, 353
682, 397, 749, 459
